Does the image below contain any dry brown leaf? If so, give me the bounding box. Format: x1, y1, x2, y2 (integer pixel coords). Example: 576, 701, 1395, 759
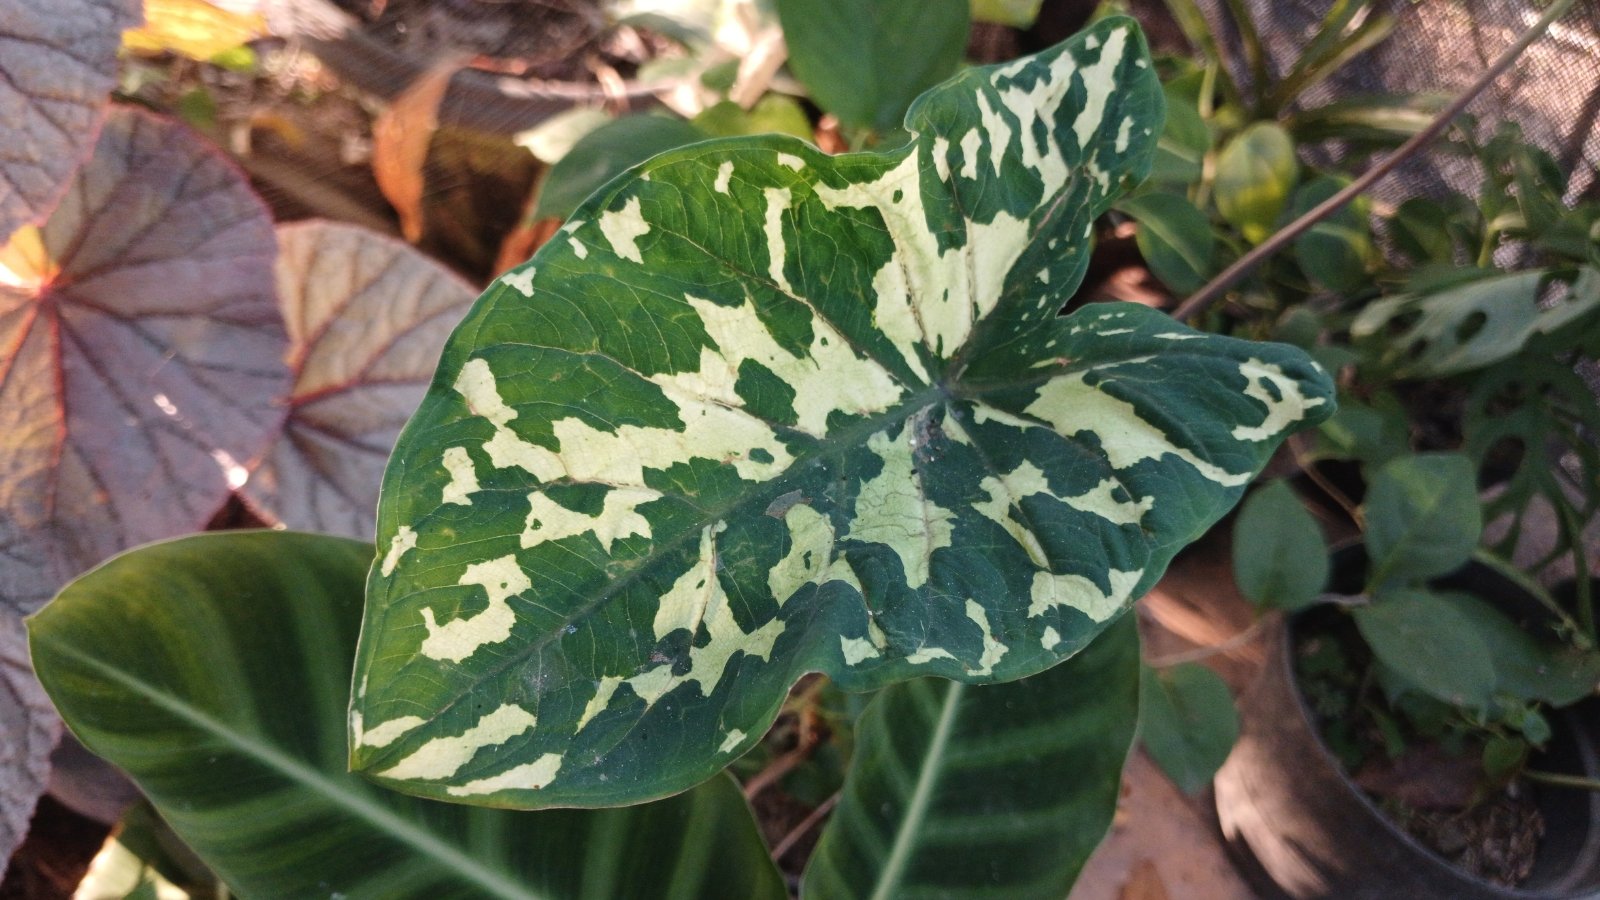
372, 57, 466, 243
1118, 859, 1171, 900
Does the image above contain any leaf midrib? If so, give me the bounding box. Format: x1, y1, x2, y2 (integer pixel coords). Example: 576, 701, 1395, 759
49, 640, 548, 900
868, 680, 965, 900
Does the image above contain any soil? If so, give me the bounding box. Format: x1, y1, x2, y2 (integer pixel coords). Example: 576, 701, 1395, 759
1293, 608, 1546, 887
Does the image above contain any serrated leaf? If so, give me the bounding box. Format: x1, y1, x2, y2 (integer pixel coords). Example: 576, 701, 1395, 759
1232, 480, 1328, 610
778, 0, 969, 134
1364, 453, 1481, 587
0, 0, 142, 243
354, 19, 1334, 809
0, 106, 285, 616
1353, 588, 1497, 709
1138, 661, 1238, 794
241, 222, 476, 539
0, 620, 60, 882
1351, 268, 1600, 377
801, 612, 1139, 899
28, 531, 786, 900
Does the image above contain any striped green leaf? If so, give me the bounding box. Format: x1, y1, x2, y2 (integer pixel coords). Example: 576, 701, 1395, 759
354, 17, 1335, 809
802, 613, 1139, 899
28, 532, 784, 900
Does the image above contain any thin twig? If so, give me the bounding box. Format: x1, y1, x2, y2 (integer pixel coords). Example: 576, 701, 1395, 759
1524, 769, 1600, 793
1173, 0, 1580, 322
771, 791, 842, 861
1143, 614, 1273, 667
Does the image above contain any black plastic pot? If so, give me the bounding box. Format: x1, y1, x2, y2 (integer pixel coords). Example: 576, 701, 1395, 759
1214, 553, 1600, 899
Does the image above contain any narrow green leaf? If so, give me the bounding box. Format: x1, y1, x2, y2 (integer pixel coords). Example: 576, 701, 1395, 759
1287, 92, 1450, 151
1353, 588, 1497, 709
29, 532, 785, 900
1214, 123, 1299, 244
355, 19, 1335, 809
971, 0, 1042, 27
1117, 191, 1216, 294
1231, 480, 1328, 610
534, 116, 708, 220
1364, 453, 1481, 587
1138, 661, 1238, 794
803, 614, 1139, 899
1146, 82, 1209, 187
778, 0, 969, 133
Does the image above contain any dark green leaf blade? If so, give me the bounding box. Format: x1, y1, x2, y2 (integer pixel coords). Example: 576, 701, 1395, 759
1364, 453, 1482, 587
802, 613, 1139, 899
354, 19, 1334, 809
778, 0, 970, 134
1138, 661, 1239, 794
533, 116, 708, 220
28, 532, 785, 900
1353, 588, 1497, 709
1232, 480, 1328, 610
1117, 191, 1215, 294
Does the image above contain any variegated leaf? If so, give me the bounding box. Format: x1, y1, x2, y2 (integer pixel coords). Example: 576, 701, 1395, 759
352, 17, 1336, 809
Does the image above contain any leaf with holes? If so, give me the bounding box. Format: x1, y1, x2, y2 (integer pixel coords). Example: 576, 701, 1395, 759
353, 18, 1335, 809
1351, 268, 1600, 377
29, 531, 785, 900
0, 0, 142, 243
242, 221, 476, 539
0, 106, 285, 617
801, 612, 1139, 899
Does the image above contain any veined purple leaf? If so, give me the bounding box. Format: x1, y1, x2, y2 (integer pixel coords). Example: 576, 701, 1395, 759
0, 619, 59, 882
0, 106, 285, 617
242, 221, 476, 539
0, 0, 142, 242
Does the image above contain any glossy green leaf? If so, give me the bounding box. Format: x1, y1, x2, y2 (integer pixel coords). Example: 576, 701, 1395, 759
778, 0, 969, 133
355, 19, 1335, 809
1289, 175, 1373, 294
28, 531, 785, 900
1214, 123, 1299, 244
1351, 268, 1600, 377
1232, 480, 1328, 610
533, 116, 708, 220
1354, 588, 1497, 709
1118, 191, 1215, 294
1138, 661, 1238, 794
692, 96, 814, 140
1364, 453, 1481, 587
802, 613, 1138, 899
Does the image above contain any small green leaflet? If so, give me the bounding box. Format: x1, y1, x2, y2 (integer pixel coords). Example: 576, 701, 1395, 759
353, 18, 1336, 809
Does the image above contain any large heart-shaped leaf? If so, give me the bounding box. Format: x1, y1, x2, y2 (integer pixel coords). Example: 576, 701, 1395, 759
241, 221, 476, 539
0, 619, 59, 881
0, 0, 141, 243
28, 531, 786, 900
353, 18, 1335, 809
0, 106, 285, 616
801, 612, 1139, 899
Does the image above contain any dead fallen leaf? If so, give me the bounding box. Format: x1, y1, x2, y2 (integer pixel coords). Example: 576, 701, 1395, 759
372, 57, 467, 243
1118, 859, 1170, 900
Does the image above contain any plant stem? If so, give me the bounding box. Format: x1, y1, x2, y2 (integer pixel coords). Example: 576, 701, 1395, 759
1524, 769, 1600, 793
769, 791, 841, 861
1173, 0, 1579, 323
